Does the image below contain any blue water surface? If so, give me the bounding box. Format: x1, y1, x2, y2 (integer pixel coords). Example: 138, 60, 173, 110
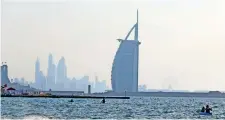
1, 97, 225, 119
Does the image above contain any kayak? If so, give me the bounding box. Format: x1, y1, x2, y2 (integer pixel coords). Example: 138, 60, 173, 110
199, 112, 212, 115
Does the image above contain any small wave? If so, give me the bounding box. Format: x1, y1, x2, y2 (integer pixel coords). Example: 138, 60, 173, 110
213, 106, 218, 108
23, 115, 51, 120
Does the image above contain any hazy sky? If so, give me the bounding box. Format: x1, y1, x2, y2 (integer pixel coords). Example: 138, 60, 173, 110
2, 0, 225, 91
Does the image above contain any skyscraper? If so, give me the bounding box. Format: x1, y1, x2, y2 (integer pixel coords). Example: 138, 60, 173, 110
111, 10, 141, 92
39, 71, 46, 90
1, 63, 11, 85
35, 58, 41, 88
47, 54, 56, 90
56, 57, 67, 87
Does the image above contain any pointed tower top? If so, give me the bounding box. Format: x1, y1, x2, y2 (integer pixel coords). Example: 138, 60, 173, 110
49, 53, 53, 57
61, 56, 65, 60
36, 57, 40, 62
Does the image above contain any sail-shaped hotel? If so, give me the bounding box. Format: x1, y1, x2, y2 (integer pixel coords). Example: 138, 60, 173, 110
111, 10, 141, 92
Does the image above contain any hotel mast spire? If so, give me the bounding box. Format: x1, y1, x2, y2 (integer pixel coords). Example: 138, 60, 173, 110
135, 9, 139, 41
137, 9, 139, 25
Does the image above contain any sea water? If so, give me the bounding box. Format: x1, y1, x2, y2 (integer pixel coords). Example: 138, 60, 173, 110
1, 97, 225, 119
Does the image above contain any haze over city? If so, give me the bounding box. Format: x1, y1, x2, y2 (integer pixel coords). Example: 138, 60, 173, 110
2, 0, 225, 91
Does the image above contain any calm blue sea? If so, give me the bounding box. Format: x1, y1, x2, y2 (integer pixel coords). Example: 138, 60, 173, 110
1, 97, 225, 119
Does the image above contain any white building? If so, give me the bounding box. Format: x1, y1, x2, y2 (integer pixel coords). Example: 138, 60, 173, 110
111, 10, 141, 92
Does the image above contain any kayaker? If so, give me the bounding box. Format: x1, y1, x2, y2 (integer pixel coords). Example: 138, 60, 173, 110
101, 98, 105, 103
201, 106, 205, 112
205, 105, 212, 113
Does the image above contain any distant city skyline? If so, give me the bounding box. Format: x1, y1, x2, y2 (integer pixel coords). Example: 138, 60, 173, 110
2, 0, 225, 91
32, 53, 108, 92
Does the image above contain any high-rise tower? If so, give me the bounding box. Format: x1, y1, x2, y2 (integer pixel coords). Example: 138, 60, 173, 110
111, 10, 141, 92
35, 58, 41, 88
56, 57, 67, 84
1, 62, 11, 85
47, 54, 56, 89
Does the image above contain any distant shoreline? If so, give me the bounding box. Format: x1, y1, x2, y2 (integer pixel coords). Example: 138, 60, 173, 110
93, 91, 225, 98
1, 94, 130, 99
2, 91, 225, 99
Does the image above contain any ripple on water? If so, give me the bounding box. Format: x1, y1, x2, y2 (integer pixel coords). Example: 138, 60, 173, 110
1, 97, 225, 119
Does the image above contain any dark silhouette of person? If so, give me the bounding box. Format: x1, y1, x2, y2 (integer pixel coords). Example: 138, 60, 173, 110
101, 98, 105, 103
205, 105, 212, 113
201, 106, 205, 112
69, 99, 74, 102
